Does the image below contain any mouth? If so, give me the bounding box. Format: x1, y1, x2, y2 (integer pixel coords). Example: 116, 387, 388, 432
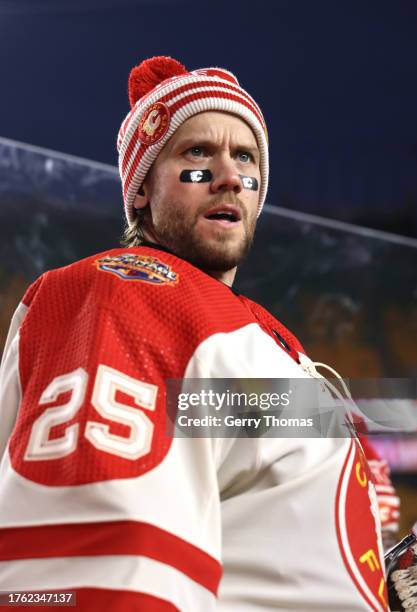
203, 205, 242, 227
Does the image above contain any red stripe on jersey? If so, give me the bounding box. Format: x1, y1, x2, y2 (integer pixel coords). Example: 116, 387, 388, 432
8, 589, 178, 612
0, 520, 222, 595
76, 589, 179, 611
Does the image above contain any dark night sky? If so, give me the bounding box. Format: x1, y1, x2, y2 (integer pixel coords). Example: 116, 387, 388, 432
1, 0, 416, 232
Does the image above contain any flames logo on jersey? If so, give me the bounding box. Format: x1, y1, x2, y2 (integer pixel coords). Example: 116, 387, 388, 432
95, 254, 179, 285
335, 439, 388, 611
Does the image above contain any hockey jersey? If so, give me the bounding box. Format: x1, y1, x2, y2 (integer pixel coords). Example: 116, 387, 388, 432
0, 245, 388, 611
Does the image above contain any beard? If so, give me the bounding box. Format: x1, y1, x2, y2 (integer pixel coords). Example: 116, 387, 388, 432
146, 196, 257, 272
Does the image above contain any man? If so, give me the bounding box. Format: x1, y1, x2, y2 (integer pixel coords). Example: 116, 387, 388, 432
0, 56, 389, 610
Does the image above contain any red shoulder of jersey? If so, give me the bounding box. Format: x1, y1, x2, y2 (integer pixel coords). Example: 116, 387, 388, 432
43, 245, 263, 339
237, 294, 305, 363
22, 274, 45, 308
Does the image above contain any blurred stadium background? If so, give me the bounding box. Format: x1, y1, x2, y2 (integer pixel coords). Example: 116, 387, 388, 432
0, 0, 416, 535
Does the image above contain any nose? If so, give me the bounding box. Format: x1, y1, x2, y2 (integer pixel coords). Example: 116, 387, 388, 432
210, 155, 242, 194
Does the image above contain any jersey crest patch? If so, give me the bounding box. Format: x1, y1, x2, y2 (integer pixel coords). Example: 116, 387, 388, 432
95, 254, 179, 285
335, 439, 388, 611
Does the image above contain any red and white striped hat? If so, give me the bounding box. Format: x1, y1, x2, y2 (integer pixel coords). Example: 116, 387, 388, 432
117, 56, 269, 226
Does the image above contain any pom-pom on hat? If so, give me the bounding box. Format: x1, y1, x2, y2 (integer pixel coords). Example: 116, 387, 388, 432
117, 56, 269, 226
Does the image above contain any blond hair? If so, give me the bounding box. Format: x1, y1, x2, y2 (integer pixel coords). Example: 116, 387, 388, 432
120, 209, 147, 247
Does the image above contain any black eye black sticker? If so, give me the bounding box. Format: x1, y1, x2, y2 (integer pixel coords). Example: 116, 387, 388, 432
239, 175, 259, 191
180, 170, 213, 183
180, 170, 258, 190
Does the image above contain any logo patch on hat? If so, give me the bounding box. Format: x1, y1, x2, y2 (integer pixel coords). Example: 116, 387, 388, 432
95, 253, 178, 285
138, 102, 170, 145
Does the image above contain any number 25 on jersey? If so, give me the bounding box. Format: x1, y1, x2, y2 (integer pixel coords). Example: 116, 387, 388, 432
24, 365, 157, 462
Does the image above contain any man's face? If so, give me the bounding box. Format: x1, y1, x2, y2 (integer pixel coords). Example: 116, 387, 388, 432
138, 111, 261, 272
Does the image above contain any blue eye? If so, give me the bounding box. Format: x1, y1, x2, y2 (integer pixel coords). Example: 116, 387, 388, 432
190, 146, 204, 156
237, 151, 252, 163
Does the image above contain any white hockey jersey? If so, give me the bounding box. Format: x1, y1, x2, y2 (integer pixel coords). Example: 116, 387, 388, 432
0, 245, 388, 611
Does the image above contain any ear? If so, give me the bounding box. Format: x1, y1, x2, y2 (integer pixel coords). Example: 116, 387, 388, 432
133, 184, 148, 210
